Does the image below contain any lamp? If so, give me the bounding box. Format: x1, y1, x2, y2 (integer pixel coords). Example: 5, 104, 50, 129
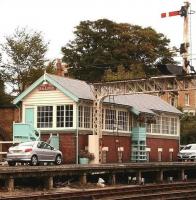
42, 80, 48, 85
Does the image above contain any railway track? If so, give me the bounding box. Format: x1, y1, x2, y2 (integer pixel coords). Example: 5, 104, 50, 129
1, 181, 196, 200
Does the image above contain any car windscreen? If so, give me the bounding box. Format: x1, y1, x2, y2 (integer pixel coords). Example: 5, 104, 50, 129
183, 145, 191, 150
183, 145, 196, 150
190, 145, 196, 150
18, 142, 35, 147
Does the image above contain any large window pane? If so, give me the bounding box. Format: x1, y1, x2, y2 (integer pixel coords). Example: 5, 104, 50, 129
78, 106, 91, 129
56, 105, 73, 128
170, 117, 177, 135
152, 116, 161, 134
37, 106, 53, 128
79, 106, 83, 128
84, 106, 91, 128
162, 116, 170, 134
118, 111, 128, 131
105, 109, 116, 130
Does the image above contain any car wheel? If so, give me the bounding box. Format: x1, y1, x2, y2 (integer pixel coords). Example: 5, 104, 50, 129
55, 155, 62, 165
30, 155, 38, 166
8, 161, 16, 166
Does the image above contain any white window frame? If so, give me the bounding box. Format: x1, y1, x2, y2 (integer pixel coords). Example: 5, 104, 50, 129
35, 104, 74, 130
147, 115, 178, 136
162, 116, 170, 134
170, 117, 177, 135
78, 105, 92, 130
56, 104, 73, 128
103, 108, 129, 132
118, 111, 129, 131
105, 109, 116, 130
37, 106, 53, 128
151, 116, 161, 134
185, 93, 190, 106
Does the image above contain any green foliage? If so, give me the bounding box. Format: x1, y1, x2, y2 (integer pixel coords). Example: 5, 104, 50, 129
104, 65, 145, 81
0, 76, 12, 105
62, 19, 176, 82
180, 115, 196, 144
0, 27, 49, 94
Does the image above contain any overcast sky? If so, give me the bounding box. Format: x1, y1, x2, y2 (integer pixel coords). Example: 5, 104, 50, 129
0, 0, 195, 67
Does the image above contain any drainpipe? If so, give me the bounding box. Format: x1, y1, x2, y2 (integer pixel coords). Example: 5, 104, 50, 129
76, 104, 79, 164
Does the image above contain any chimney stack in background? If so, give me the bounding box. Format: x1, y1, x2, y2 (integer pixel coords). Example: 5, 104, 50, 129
62, 63, 68, 76
56, 59, 68, 77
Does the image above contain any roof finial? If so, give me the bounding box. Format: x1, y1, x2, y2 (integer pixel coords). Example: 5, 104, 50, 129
43, 70, 47, 85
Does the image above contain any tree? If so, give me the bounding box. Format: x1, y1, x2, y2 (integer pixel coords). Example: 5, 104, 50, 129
62, 19, 176, 82
0, 54, 11, 104
180, 115, 196, 144
0, 75, 12, 105
0, 27, 49, 94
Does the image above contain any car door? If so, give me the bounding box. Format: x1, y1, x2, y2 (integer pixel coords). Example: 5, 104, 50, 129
35, 141, 48, 161
43, 143, 56, 161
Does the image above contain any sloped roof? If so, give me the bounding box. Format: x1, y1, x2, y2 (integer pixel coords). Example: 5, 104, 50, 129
105, 94, 181, 115
48, 74, 181, 115
47, 74, 94, 100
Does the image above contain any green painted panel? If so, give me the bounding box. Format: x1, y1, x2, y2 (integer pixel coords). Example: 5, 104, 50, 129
132, 127, 146, 141
25, 108, 34, 127
50, 135, 59, 150
131, 127, 147, 162
13, 123, 39, 143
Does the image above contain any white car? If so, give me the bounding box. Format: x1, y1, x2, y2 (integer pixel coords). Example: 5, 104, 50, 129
177, 144, 196, 161
7, 141, 63, 166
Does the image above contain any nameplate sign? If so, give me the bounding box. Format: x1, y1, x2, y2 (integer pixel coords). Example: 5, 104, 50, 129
39, 84, 56, 91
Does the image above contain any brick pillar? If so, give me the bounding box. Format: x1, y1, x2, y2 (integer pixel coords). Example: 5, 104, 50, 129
136, 170, 142, 184
179, 169, 187, 181
157, 169, 164, 183
6, 177, 14, 192
44, 176, 53, 190
80, 173, 87, 185
110, 173, 116, 185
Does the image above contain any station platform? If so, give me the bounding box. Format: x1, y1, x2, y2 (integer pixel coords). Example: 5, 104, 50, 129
0, 162, 195, 192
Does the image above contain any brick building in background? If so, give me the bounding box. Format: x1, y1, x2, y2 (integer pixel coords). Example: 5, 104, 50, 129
160, 80, 196, 116
0, 104, 20, 156
157, 64, 196, 115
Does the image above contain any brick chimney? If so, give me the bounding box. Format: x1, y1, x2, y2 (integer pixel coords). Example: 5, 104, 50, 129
56, 59, 64, 76
56, 59, 68, 77
62, 63, 68, 77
